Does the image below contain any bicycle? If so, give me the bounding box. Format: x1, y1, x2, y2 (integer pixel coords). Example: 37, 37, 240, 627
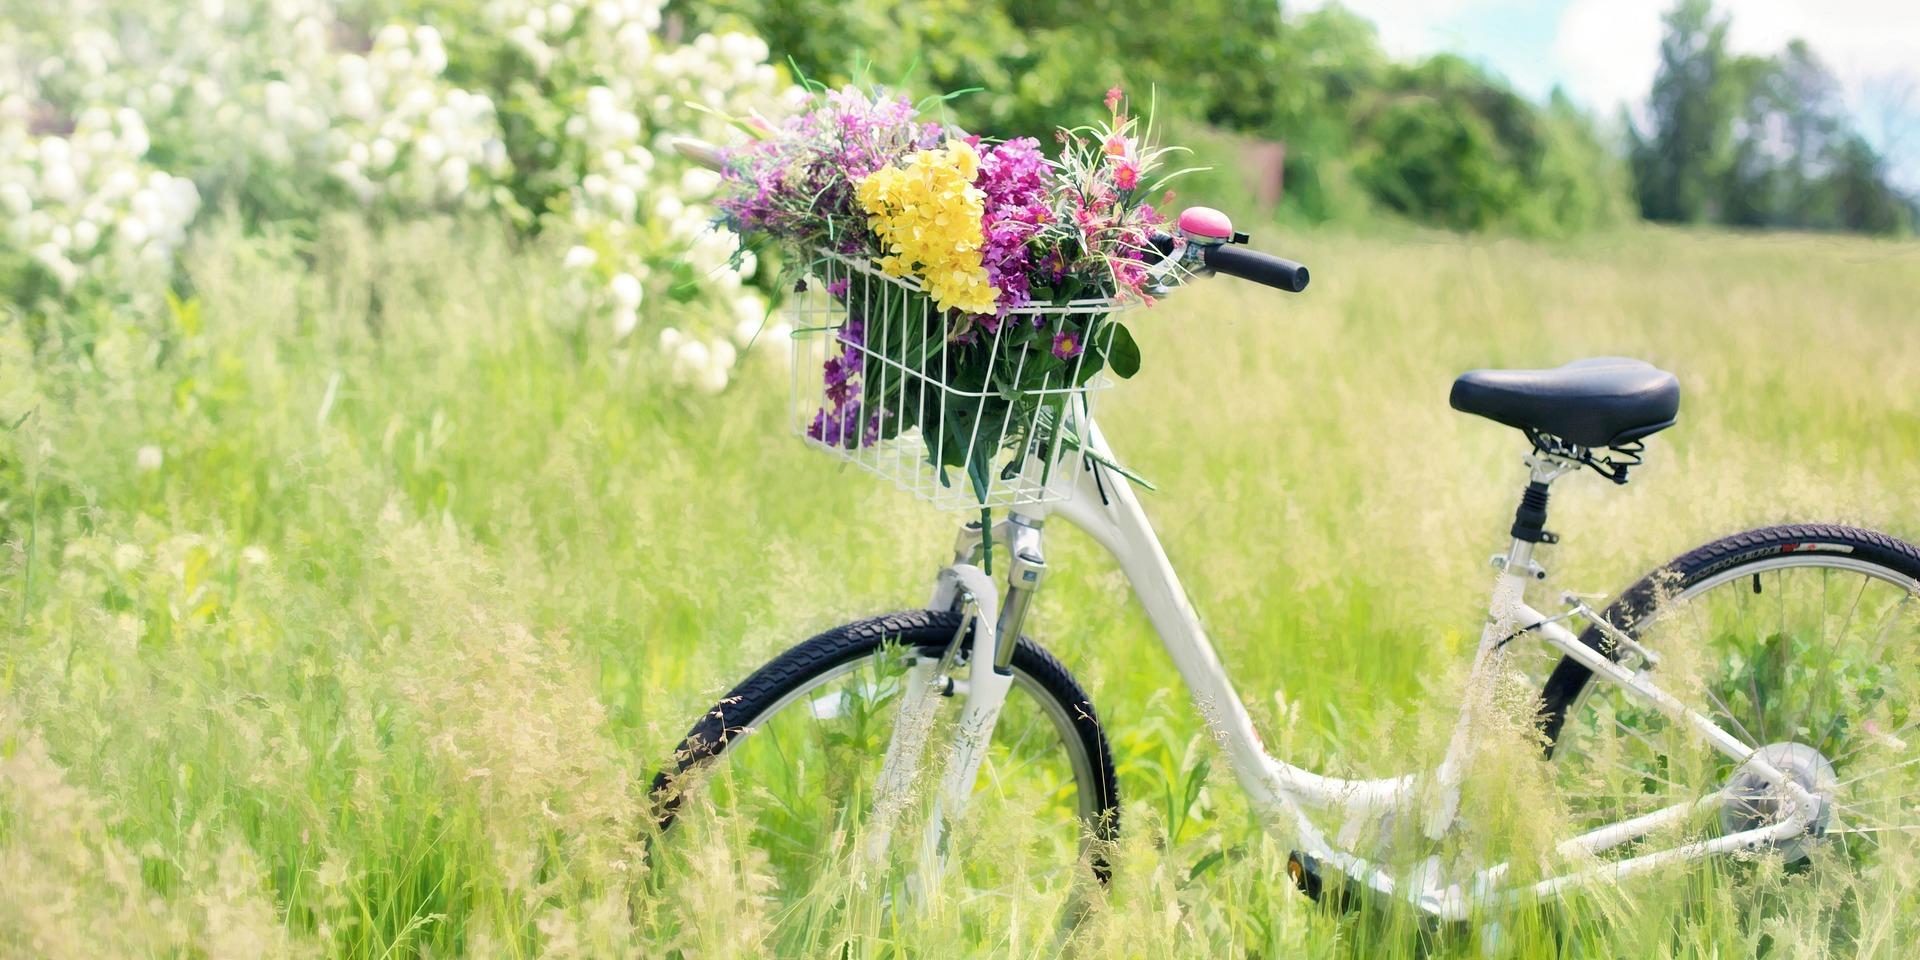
648, 177, 1920, 934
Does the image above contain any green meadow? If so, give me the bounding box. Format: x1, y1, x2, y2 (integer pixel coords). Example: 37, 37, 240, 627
5, 218, 1920, 957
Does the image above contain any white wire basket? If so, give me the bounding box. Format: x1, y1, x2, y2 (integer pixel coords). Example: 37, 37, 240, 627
788, 250, 1125, 509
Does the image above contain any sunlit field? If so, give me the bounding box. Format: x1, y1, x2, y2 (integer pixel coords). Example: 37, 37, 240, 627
5, 218, 1920, 957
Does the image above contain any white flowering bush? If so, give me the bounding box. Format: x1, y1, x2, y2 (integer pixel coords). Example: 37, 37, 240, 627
7, 0, 332, 216
1, 0, 793, 392
0, 96, 200, 299
322, 25, 512, 209
461, 0, 796, 391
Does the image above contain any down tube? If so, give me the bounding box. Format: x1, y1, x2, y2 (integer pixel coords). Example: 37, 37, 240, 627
1043, 421, 1398, 815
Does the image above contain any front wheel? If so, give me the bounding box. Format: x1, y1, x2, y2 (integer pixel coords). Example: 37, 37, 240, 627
649, 610, 1117, 935
1534, 524, 1920, 864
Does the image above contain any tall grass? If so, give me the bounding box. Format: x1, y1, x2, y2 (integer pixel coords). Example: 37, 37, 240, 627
3, 215, 1919, 957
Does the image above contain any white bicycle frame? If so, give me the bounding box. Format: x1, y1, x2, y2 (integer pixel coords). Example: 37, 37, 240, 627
885, 416, 1825, 922
659, 135, 1830, 914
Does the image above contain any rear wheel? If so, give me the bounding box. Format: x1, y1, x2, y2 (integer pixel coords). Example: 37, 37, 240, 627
649, 610, 1117, 936
1531, 525, 1920, 864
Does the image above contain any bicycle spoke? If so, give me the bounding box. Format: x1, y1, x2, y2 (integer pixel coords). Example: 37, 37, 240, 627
1827, 714, 1920, 768
1834, 753, 1920, 790
1551, 556, 1920, 876
1574, 747, 1695, 797
1703, 686, 1759, 750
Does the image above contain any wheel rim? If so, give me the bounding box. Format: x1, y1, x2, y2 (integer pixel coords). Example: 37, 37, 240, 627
655, 643, 1106, 924
1541, 556, 1920, 863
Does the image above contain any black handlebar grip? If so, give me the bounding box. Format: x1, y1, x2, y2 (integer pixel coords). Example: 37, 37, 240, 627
1201, 244, 1310, 293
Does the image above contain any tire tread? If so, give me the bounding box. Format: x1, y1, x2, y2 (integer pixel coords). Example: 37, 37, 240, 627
1540, 524, 1920, 750
650, 610, 1119, 855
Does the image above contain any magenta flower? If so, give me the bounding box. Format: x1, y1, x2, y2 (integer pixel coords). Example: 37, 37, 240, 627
975, 137, 1054, 314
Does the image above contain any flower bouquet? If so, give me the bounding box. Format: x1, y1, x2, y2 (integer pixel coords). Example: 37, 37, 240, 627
714, 86, 1184, 508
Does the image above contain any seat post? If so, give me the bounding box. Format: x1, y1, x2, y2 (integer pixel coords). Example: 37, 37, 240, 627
1500, 453, 1581, 572
1511, 480, 1555, 545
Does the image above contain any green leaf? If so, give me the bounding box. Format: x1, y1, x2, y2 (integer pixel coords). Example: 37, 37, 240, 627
967, 451, 992, 506
681, 100, 771, 140
1188, 849, 1226, 883
1107, 324, 1141, 379
165, 288, 202, 338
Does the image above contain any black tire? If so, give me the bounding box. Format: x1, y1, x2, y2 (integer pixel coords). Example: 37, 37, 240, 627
650, 609, 1120, 871
1538, 523, 1920, 754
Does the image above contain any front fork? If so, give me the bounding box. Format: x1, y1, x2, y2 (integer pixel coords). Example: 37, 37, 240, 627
864, 514, 1049, 879
949, 513, 1049, 671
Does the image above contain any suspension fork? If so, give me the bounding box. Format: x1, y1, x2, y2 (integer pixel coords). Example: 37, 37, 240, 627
866, 514, 1049, 878
944, 511, 1050, 666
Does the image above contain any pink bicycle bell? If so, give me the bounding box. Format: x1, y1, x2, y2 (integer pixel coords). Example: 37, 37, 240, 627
1177, 206, 1235, 246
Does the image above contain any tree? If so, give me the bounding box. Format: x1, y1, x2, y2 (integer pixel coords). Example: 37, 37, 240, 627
682, 0, 1629, 233
1828, 135, 1913, 234
1630, 0, 1739, 223
1631, 0, 1913, 234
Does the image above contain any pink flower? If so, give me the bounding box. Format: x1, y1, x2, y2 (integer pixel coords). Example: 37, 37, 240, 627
1103, 134, 1131, 159
1104, 86, 1124, 114
1114, 160, 1139, 191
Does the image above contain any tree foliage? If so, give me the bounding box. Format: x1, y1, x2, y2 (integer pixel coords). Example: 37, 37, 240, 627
678, 0, 1628, 235
1631, 0, 1914, 234
681, 0, 1911, 236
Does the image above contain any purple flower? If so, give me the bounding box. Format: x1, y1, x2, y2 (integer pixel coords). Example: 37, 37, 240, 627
1051, 330, 1083, 360
714, 87, 944, 258
823, 353, 859, 404
807, 403, 883, 450
976, 137, 1053, 315
807, 316, 880, 449
1036, 246, 1068, 283
838, 316, 866, 347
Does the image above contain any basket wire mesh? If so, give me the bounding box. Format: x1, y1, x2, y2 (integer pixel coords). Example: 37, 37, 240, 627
788, 251, 1124, 509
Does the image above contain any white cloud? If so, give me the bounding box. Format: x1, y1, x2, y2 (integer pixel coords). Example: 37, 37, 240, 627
1291, 0, 1509, 59
1553, 0, 1920, 115
1298, 0, 1920, 181
1553, 0, 1666, 111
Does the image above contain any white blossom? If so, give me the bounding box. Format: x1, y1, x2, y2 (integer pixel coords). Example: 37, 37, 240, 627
608, 272, 642, 309
611, 305, 638, 339
4, 0, 791, 392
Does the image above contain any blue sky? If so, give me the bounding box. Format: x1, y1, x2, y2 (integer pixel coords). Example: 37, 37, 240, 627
1300, 0, 1920, 190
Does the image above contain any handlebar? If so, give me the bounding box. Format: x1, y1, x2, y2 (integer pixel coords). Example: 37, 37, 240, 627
1199, 243, 1310, 294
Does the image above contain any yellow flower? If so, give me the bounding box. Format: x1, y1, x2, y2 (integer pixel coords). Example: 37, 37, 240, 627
854, 139, 998, 315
